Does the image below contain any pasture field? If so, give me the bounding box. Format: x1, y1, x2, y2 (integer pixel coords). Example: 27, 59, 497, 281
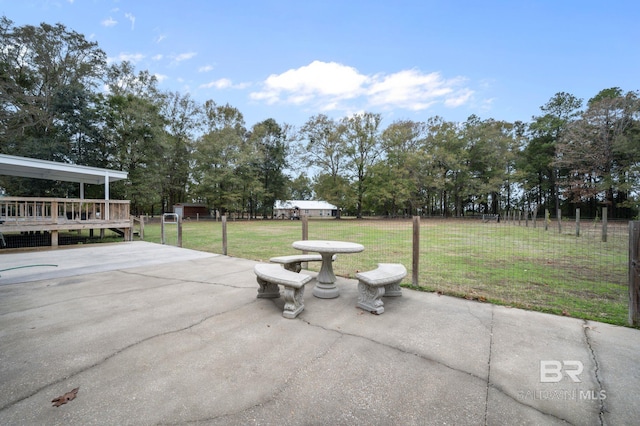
141, 217, 631, 327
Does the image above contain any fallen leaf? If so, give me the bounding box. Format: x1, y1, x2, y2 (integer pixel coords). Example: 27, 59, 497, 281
52, 387, 79, 407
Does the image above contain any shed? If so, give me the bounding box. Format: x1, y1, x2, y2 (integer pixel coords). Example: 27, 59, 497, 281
173, 203, 210, 219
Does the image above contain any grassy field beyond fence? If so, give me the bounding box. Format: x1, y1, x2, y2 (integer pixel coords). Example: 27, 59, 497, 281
142, 217, 631, 327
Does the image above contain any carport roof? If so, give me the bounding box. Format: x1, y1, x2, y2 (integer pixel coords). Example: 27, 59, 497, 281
0, 154, 127, 185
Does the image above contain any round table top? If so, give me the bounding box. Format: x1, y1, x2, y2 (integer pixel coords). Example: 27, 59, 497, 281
292, 240, 364, 254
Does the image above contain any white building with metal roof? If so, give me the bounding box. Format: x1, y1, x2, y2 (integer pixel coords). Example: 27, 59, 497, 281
274, 200, 337, 219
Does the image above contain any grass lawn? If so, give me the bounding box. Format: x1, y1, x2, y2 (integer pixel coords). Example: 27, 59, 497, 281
140, 217, 632, 327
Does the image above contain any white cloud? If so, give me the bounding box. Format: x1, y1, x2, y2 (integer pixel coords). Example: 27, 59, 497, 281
200, 78, 232, 89
173, 52, 197, 63
479, 97, 496, 111
199, 79, 251, 90
250, 61, 474, 113
116, 53, 145, 63
443, 89, 473, 107
198, 65, 214, 73
368, 69, 469, 111
155, 34, 166, 43
101, 17, 117, 27
125, 13, 135, 30
251, 61, 368, 106
154, 73, 168, 83
152, 54, 163, 61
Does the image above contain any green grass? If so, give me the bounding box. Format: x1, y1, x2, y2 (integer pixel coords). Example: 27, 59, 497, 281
139, 217, 632, 327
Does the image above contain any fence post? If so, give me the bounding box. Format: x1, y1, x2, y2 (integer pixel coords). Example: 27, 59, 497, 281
557, 209, 562, 234
177, 215, 182, 248
129, 216, 134, 241
222, 215, 227, 255
301, 216, 309, 264
302, 215, 309, 241
412, 216, 420, 286
161, 215, 165, 244
602, 207, 608, 242
575, 208, 580, 237
545, 209, 549, 231
629, 221, 640, 326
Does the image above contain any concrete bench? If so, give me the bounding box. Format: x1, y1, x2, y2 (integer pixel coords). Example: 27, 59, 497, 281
482, 214, 500, 223
356, 263, 407, 314
254, 263, 312, 318
269, 254, 337, 273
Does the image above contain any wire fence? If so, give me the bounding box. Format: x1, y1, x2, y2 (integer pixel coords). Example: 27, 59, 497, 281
143, 214, 633, 326
4, 213, 629, 325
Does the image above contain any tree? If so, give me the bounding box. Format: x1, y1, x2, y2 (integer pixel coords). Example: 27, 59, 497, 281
373, 119, 428, 216
289, 173, 314, 200
463, 115, 518, 215
526, 92, 583, 215
102, 62, 166, 214
247, 119, 290, 218
160, 91, 201, 209
343, 112, 382, 218
0, 16, 106, 196
192, 102, 246, 215
424, 117, 468, 216
555, 88, 640, 217
297, 114, 348, 216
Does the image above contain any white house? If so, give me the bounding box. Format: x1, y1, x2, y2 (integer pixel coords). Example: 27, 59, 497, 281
274, 200, 337, 219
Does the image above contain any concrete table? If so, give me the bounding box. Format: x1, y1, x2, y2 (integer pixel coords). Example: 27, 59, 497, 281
292, 240, 364, 298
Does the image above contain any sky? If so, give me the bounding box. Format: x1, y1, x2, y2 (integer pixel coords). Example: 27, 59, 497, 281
2, 0, 639, 130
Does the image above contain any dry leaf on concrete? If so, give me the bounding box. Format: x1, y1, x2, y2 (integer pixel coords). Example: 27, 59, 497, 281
51, 387, 79, 407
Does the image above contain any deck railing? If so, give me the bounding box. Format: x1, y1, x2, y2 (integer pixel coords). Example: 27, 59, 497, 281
0, 197, 131, 246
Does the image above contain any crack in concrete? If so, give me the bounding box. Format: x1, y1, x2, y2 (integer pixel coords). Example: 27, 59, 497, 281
484, 306, 495, 425
298, 316, 488, 386
297, 312, 573, 425
158, 326, 346, 426
0, 291, 591, 425
0, 276, 184, 316
0, 273, 249, 317
466, 302, 493, 331
0, 300, 258, 413
121, 269, 251, 288
583, 320, 607, 426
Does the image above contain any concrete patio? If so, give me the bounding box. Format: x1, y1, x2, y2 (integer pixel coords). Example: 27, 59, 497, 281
0, 241, 639, 425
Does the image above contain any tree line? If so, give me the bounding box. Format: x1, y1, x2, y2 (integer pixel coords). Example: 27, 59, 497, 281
1, 17, 639, 219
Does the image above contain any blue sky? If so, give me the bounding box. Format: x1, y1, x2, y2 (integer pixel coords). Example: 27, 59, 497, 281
2, 0, 639, 129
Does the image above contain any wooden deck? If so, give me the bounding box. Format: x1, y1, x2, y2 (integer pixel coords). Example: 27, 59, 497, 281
0, 197, 131, 247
